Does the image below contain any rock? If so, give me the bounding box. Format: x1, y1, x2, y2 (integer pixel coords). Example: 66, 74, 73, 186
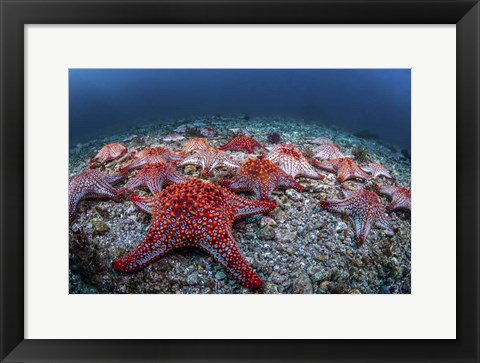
260, 216, 277, 228
285, 189, 302, 201
319, 280, 330, 292
258, 226, 276, 241
215, 271, 226, 280
199, 127, 217, 137
186, 272, 200, 285
292, 272, 313, 294
92, 218, 109, 234
335, 221, 348, 233
163, 132, 185, 142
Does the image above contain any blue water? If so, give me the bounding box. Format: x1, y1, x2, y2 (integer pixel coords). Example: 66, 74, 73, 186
69, 69, 411, 149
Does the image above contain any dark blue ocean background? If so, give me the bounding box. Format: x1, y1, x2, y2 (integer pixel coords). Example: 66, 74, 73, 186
69, 69, 411, 149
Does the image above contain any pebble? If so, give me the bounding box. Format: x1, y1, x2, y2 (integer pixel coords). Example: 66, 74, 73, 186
215, 271, 227, 280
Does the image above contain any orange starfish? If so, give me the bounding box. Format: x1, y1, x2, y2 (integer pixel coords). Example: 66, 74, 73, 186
119, 147, 183, 173
218, 136, 263, 154
179, 138, 211, 155
219, 156, 304, 201
113, 179, 276, 289
320, 187, 397, 245
314, 158, 370, 183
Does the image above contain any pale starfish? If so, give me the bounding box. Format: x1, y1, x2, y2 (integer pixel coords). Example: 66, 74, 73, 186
310, 136, 334, 145
179, 138, 211, 155
120, 147, 183, 173
314, 158, 370, 183
122, 162, 187, 194
90, 143, 127, 165
313, 144, 345, 160
266, 144, 325, 180
177, 147, 240, 177
362, 162, 394, 180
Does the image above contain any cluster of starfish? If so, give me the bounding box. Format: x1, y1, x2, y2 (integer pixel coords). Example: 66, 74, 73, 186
69, 131, 410, 291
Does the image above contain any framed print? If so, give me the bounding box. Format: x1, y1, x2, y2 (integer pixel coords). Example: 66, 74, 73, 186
1, 1, 479, 362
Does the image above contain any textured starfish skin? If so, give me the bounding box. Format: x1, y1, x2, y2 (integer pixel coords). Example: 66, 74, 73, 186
219, 156, 304, 201
122, 162, 187, 194
119, 147, 183, 173
314, 158, 370, 183
90, 143, 127, 164
313, 144, 345, 160
69, 169, 126, 222
218, 136, 263, 154
179, 138, 211, 155
374, 185, 411, 212
320, 188, 396, 245
362, 162, 393, 180
177, 148, 240, 177
113, 179, 276, 289
266, 144, 325, 180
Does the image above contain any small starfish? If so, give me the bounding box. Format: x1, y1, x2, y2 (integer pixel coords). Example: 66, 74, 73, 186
314, 158, 370, 183
113, 179, 276, 289
313, 144, 345, 160
320, 187, 397, 246
122, 162, 187, 194
218, 136, 263, 154
120, 147, 183, 173
362, 162, 394, 180
69, 169, 126, 222
90, 143, 127, 165
374, 184, 411, 212
219, 156, 304, 201
266, 144, 325, 180
179, 138, 211, 155
177, 147, 240, 177
310, 136, 334, 145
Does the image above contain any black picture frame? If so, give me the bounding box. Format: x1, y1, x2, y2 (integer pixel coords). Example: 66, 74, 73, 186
1, 1, 478, 362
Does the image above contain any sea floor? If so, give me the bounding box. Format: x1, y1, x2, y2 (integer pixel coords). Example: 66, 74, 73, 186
69, 115, 411, 294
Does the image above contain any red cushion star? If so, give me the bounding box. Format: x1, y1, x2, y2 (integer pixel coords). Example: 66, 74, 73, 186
218, 136, 263, 154
113, 179, 276, 290
119, 147, 183, 173
122, 162, 187, 194
219, 156, 304, 201
179, 138, 211, 155
314, 157, 370, 183
90, 143, 127, 166
374, 184, 411, 212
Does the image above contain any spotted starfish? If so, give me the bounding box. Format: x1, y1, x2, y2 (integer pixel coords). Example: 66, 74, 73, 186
120, 147, 183, 173
219, 156, 304, 201
266, 144, 325, 180
90, 143, 127, 165
374, 184, 411, 212
122, 162, 187, 194
310, 136, 334, 145
177, 147, 240, 177
313, 144, 345, 160
314, 158, 370, 183
113, 179, 276, 289
179, 138, 211, 155
218, 136, 263, 154
69, 169, 126, 222
362, 162, 393, 180
320, 187, 397, 246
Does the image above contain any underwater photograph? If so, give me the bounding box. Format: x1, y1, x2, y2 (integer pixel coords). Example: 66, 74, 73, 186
69, 69, 411, 294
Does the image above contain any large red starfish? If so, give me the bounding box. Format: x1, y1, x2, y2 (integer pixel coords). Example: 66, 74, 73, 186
362, 162, 393, 180
320, 187, 397, 246
313, 144, 345, 160
218, 136, 263, 154
177, 147, 240, 177
90, 143, 127, 165
113, 179, 276, 289
374, 184, 411, 212
69, 169, 126, 222
179, 138, 211, 155
314, 158, 370, 183
122, 162, 187, 194
219, 156, 304, 201
119, 147, 183, 173
266, 144, 325, 180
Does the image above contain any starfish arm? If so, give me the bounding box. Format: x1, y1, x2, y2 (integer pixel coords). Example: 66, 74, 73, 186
119, 158, 147, 173
361, 165, 373, 174
112, 222, 177, 272
315, 160, 337, 173
319, 199, 354, 216
231, 196, 276, 219
103, 171, 127, 185
277, 176, 305, 194
68, 186, 87, 221
220, 157, 241, 170
196, 230, 263, 289
177, 155, 200, 168
336, 164, 352, 183
131, 194, 156, 214
352, 167, 371, 181
376, 215, 397, 235
295, 164, 325, 180
374, 184, 397, 197
352, 216, 374, 246
388, 195, 411, 212
124, 173, 146, 192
